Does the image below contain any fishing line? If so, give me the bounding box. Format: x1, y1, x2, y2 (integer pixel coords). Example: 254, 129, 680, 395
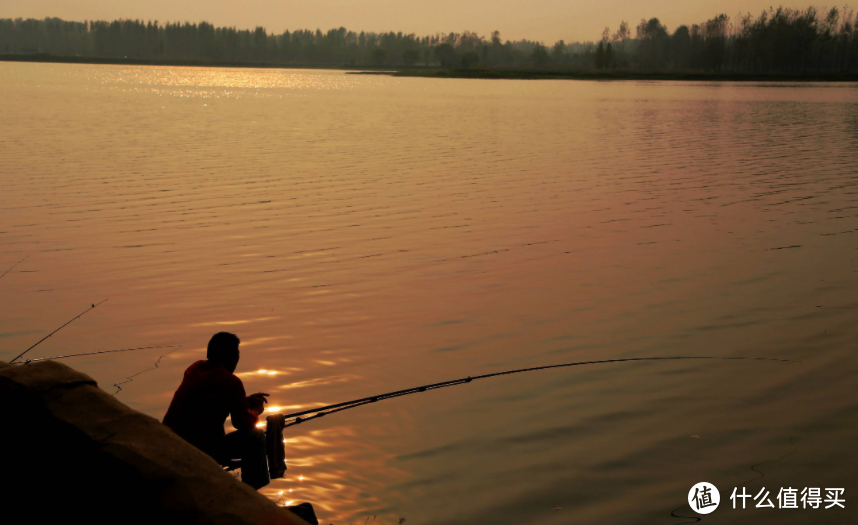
741, 436, 798, 486
669, 437, 798, 523
9, 299, 109, 364
112, 344, 182, 395
0, 255, 28, 282
669, 505, 701, 524
20, 345, 181, 364
277, 356, 797, 428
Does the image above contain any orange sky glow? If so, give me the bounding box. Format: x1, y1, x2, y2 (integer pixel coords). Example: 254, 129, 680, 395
3, 0, 839, 43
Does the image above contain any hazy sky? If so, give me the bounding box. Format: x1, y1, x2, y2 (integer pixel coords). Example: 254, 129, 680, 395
4, 0, 828, 43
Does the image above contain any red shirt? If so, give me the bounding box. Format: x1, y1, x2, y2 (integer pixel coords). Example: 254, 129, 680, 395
163, 360, 258, 458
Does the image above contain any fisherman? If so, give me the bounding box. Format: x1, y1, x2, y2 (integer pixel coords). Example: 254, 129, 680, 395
163, 331, 271, 489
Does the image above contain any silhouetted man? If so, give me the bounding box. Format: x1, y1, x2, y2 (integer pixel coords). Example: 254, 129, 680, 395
163, 332, 271, 489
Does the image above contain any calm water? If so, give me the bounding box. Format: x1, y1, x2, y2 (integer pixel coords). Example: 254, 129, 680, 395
1, 63, 857, 524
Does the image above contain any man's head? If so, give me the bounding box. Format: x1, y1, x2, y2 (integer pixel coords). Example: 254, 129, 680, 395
207, 332, 240, 372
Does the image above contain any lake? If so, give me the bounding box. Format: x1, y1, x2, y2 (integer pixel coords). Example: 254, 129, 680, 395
1, 62, 856, 524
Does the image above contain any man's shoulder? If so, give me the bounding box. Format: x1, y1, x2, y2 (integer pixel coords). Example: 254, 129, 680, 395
225, 370, 245, 388
183, 360, 244, 388
184, 360, 208, 375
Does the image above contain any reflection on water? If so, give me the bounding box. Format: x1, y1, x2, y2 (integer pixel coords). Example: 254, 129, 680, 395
1, 63, 857, 524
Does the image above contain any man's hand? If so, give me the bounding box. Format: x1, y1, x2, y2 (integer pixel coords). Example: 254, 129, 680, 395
247, 392, 270, 416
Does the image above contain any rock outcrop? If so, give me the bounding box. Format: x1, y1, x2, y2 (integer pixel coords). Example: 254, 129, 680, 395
0, 360, 308, 525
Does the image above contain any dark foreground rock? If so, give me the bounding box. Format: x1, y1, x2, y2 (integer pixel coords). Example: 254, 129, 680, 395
0, 360, 309, 525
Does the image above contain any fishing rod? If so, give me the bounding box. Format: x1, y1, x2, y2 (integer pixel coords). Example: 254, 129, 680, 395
275, 356, 797, 428
19, 345, 181, 364
9, 299, 108, 364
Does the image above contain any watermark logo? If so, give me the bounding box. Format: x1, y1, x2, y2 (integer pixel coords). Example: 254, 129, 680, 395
688, 482, 720, 514
685, 484, 845, 512
730, 487, 845, 509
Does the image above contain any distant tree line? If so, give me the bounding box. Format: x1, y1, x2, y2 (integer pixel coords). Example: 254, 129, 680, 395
2, 5, 858, 72
631, 6, 858, 72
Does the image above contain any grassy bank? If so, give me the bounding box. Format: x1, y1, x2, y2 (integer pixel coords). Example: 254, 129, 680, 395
0, 52, 404, 71
356, 68, 858, 82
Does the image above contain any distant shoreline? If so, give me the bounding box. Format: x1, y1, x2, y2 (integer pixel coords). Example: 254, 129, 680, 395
358, 69, 858, 82
3, 54, 858, 82
0, 53, 400, 71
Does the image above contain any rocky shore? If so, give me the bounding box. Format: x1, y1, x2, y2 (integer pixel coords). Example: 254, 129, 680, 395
0, 360, 309, 525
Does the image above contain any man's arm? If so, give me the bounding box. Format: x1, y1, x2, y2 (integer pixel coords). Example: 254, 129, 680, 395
228, 377, 260, 431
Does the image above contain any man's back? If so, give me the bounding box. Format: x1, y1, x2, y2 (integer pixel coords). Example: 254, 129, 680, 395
163, 360, 257, 458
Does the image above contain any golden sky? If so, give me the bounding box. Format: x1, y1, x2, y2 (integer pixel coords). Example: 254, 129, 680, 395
4, 0, 833, 43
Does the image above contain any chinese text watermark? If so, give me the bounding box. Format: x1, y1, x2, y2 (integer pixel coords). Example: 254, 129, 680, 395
687, 483, 845, 515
